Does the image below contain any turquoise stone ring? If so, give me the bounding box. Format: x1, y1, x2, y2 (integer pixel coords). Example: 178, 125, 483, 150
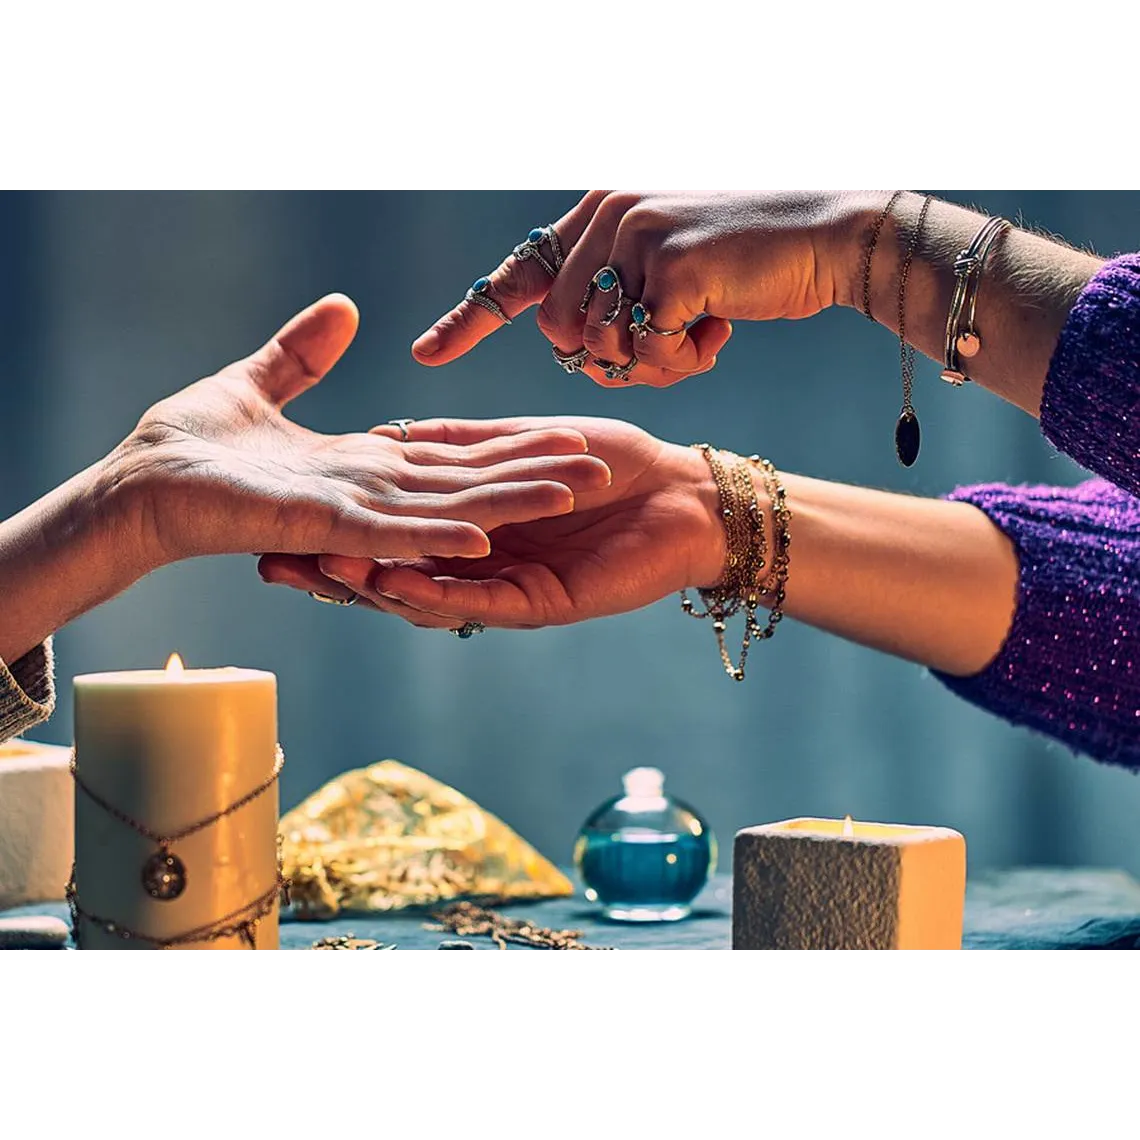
512, 224, 563, 278
629, 301, 684, 340
464, 277, 511, 325
593, 355, 638, 383
450, 621, 486, 639
580, 265, 627, 327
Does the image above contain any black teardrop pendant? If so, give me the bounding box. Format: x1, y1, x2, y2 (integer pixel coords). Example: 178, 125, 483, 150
895, 409, 921, 467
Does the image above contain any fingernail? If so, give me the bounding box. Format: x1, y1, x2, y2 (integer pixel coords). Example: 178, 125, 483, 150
413, 329, 441, 357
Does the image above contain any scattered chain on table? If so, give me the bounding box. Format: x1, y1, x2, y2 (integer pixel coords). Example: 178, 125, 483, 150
426, 901, 614, 950
310, 934, 396, 950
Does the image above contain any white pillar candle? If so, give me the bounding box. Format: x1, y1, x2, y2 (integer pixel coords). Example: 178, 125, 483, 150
72, 655, 280, 949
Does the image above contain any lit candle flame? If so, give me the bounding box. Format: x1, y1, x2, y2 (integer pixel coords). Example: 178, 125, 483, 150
165, 653, 185, 674
841, 815, 854, 839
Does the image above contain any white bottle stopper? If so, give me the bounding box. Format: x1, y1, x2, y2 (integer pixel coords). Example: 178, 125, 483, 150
622, 767, 665, 799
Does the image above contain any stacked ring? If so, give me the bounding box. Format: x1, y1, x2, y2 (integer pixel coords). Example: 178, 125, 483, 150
512, 225, 564, 278
552, 345, 591, 374
387, 418, 415, 441
629, 302, 684, 340
465, 277, 512, 325
579, 265, 627, 327
309, 591, 358, 607
593, 356, 638, 382
450, 622, 486, 639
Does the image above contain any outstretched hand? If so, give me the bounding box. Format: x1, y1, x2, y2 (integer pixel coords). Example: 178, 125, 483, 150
109, 297, 612, 571
257, 416, 725, 626
410, 191, 860, 389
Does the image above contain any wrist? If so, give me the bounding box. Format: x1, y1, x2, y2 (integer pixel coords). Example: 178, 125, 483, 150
828, 190, 904, 312
668, 442, 728, 590
0, 453, 154, 665
87, 446, 167, 578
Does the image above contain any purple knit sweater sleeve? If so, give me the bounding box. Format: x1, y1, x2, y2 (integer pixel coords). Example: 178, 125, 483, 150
1040, 253, 1140, 496
933, 256, 1140, 769
934, 481, 1140, 769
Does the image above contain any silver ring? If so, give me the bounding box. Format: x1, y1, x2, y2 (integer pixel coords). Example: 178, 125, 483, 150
593, 356, 638, 382
512, 224, 563, 278
579, 265, 626, 327
552, 345, 591, 374
629, 302, 684, 340
309, 591, 358, 607
450, 621, 486, 639
465, 277, 512, 325
387, 418, 415, 441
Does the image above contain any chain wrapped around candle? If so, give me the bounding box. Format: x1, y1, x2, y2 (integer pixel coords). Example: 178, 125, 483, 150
71, 654, 284, 949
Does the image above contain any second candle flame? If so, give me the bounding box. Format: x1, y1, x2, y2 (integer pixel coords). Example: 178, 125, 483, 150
841, 815, 855, 839
165, 653, 185, 674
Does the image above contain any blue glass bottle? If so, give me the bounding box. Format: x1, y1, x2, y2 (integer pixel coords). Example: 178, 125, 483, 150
573, 768, 716, 922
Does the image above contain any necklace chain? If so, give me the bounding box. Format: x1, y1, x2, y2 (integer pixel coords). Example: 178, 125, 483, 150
897, 193, 934, 415
69, 744, 288, 913
70, 744, 284, 846
66, 865, 287, 949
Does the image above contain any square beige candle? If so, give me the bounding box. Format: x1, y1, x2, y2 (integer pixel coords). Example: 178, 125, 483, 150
733, 817, 966, 950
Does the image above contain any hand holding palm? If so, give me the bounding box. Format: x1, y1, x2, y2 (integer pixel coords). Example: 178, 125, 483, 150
259, 416, 725, 628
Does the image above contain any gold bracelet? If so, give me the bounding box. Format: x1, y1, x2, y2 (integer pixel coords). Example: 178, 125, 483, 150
941, 215, 1011, 385
680, 445, 791, 681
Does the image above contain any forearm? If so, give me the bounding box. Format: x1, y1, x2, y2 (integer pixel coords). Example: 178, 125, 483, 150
0, 455, 150, 664
836, 191, 1102, 417
749, 470, 1020, 677
734, 466, 1140, 768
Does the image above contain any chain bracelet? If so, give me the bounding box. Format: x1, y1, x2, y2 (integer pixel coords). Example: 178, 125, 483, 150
680, 445, 791, 681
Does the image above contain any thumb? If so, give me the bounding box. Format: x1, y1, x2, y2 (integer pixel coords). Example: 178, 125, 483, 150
238, 293, 360, 408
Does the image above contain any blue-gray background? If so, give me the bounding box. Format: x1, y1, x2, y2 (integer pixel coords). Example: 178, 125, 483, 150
3, 191, 1138, 877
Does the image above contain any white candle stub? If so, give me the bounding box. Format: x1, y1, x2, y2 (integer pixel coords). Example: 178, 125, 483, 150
733, 816, 967, 949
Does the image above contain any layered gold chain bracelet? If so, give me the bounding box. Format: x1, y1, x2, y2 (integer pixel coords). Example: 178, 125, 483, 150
680, 444, 792, 682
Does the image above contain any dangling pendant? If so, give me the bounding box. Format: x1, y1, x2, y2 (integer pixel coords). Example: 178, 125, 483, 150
239, 919, 258, 949
142, 847, 187, 901
895, 408, 921, 467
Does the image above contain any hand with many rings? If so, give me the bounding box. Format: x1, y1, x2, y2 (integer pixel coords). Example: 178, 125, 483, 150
411, 192, 866, 388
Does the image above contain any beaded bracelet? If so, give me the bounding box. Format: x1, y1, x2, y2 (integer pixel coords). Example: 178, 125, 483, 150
680, 445, 791, 682
941, 215, 1011, 385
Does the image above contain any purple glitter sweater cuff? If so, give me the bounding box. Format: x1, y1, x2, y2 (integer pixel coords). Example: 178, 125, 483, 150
933, 480, 1140, 770
1040, 254, 1140, 497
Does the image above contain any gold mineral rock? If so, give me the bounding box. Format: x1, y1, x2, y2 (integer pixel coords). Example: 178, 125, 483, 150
280, 760, 572, 919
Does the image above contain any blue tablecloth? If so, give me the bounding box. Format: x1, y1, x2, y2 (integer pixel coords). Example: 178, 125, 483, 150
5, 867, 1140, 948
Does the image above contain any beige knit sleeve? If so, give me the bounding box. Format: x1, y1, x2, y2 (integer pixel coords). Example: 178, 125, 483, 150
0, 638, 56, 744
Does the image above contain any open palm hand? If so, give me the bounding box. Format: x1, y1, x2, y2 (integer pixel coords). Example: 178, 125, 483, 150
109, 302, 611, 572
259, 416, 724, 628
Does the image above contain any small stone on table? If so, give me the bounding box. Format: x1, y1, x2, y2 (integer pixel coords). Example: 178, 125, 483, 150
0, 916, 70, 949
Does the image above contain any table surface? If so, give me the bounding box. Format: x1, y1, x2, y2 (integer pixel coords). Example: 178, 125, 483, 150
6, 867, 1140, 948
